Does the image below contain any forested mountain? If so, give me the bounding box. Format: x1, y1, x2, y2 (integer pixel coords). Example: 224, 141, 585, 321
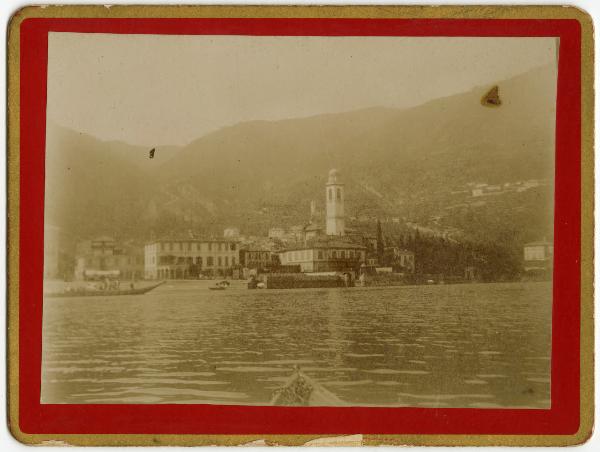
45, 63, 556, 249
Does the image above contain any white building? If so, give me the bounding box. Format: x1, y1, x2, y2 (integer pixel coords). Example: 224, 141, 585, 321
145, 239, 239, 279
523, 240, 554, 272
279, 240, 366, 273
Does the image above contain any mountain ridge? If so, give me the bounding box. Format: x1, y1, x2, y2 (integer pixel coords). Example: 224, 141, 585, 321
45, 63, 556, 247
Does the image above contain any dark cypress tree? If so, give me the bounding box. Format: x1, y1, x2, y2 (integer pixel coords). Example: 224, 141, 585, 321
376, 219, 385, 264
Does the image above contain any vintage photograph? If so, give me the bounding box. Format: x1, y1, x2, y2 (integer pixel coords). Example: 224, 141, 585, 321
41, 33, 557, 408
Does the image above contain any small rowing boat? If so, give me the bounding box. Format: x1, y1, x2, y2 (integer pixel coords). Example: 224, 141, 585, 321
209, 281, 230, 291
270, 368, 347, 406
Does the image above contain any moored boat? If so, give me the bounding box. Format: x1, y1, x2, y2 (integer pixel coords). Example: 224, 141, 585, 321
209, 281, 230, 290
45, 281, 165, 298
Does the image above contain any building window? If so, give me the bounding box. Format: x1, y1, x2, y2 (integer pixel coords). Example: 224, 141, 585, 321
208, 243, 212, 251
332, 250, 337, 259
230, 243, 236, 251
218, 256, 222, 267
318, 250, 324, 259
225, 256, 229, 267
232, 256, 236, 266
207, 257, 214, 266
187, 242, 192, 251
328, 188, 333, 201
336, 188, 341, 201
196, 256, 203, 267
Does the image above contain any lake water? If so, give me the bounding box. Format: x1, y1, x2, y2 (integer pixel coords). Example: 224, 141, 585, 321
41, 281, 552, 408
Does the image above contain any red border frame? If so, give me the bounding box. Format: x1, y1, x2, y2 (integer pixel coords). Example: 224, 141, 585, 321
19, 17, 581, 435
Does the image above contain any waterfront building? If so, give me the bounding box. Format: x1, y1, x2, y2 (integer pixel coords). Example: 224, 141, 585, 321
523, 240, 553, 276
144, 238, 239, 279
278, 169, 408, 275
326, 168, 345, 236
278, 239, 366, 273
239, 249, 275, 271
74, 236, 144, 281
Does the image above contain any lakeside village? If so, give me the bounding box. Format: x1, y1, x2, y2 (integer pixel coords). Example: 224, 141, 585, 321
44, 169, 554, 292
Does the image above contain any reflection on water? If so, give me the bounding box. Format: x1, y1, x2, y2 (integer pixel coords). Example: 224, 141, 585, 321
41, 281, 551, 408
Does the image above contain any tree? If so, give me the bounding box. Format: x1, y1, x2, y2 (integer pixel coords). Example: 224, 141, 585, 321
376, 219, 384, 264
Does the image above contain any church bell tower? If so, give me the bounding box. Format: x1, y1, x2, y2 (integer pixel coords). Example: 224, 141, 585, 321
326, 168, 345, 236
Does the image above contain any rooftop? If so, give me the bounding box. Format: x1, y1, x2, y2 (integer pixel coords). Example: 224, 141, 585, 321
149, 236, 239, 244
282, 237, 366, 252
524, 241, 553, 247
304, 223, 323, 232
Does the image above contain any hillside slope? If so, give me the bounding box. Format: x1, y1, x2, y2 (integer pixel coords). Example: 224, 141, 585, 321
45, 63, 557, 244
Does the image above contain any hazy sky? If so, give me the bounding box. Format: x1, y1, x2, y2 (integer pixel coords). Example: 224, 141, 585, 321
47, 33, 557, 147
